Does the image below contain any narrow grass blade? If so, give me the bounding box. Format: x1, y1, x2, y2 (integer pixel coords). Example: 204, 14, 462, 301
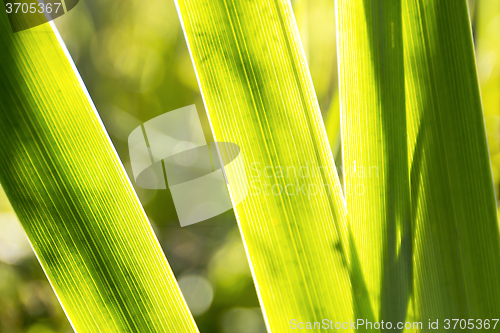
336, 0, 412, 327
0, 14, 198, 333
175, 0, 355, 331
404, 0, 500, 323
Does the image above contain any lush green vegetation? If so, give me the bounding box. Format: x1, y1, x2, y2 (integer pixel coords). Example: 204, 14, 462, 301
0, 0, 499, 332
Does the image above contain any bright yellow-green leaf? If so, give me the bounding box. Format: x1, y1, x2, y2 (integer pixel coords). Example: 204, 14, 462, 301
336, 0, 412, 326
175, 0, 356, 331
0, 14, 198, 333
337, 0, 500, 329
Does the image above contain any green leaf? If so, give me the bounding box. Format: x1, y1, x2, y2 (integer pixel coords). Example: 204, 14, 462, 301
403, 0, 500, 322
336, 0, 412, 327
337, 0, 500, 328
0, 14, 198, 333
175, 0, 355, 331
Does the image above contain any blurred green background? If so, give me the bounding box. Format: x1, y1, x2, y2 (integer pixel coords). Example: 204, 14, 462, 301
0, 0, 497, 332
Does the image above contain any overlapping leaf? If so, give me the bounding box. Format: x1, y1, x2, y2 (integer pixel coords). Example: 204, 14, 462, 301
0, 13, 198, 333
404, 0, 500, 323
337, 0, 411, 328
175, 0, 355, 331
338, 0, 500, 330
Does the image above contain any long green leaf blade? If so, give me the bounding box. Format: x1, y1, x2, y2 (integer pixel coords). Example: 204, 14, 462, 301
0, 15, 198, 333
403, 0, 500, 323
336, 0, 411, 327
175, 0, 354, 331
